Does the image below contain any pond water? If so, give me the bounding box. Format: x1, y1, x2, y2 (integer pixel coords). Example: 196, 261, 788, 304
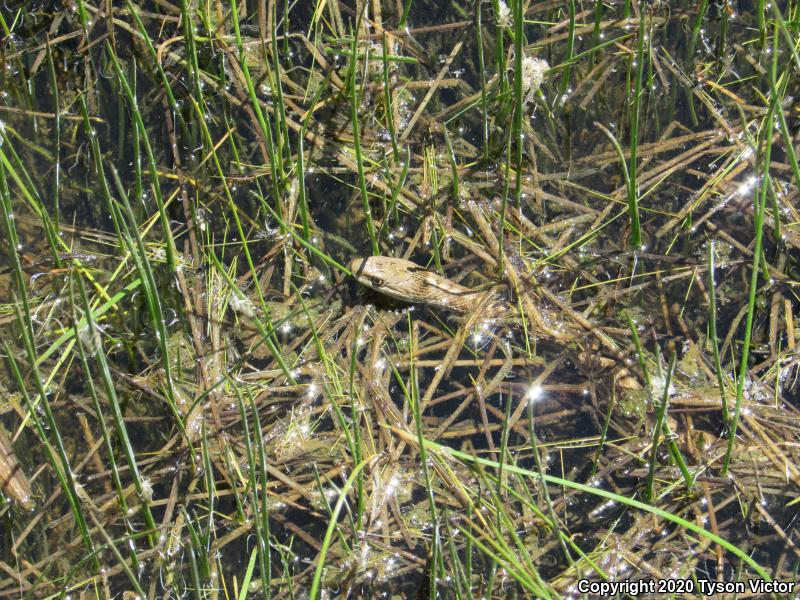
0, 0, 798, 598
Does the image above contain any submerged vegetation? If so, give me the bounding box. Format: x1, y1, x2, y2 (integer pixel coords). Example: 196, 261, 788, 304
0, 0, 799, 597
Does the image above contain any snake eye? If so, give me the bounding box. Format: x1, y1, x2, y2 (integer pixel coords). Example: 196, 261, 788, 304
370, 277, 382, 287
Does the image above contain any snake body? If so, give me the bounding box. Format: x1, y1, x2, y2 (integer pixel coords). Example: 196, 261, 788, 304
351, 256, 642, 393
350, 256, 494, 314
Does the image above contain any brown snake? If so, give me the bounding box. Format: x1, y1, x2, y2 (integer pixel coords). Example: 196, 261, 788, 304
350, 256, 499, 314
351, 256, 641, 390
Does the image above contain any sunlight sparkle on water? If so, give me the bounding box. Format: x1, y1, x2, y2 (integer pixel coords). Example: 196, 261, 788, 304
496, 1, 511, 27
737, 175, 757, 196
525, 384, 543, 404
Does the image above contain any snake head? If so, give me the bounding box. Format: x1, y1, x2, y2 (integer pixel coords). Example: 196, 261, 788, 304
349, 256, 427, 302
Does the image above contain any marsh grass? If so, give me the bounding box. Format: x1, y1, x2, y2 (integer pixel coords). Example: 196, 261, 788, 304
0, 1, 799, 598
